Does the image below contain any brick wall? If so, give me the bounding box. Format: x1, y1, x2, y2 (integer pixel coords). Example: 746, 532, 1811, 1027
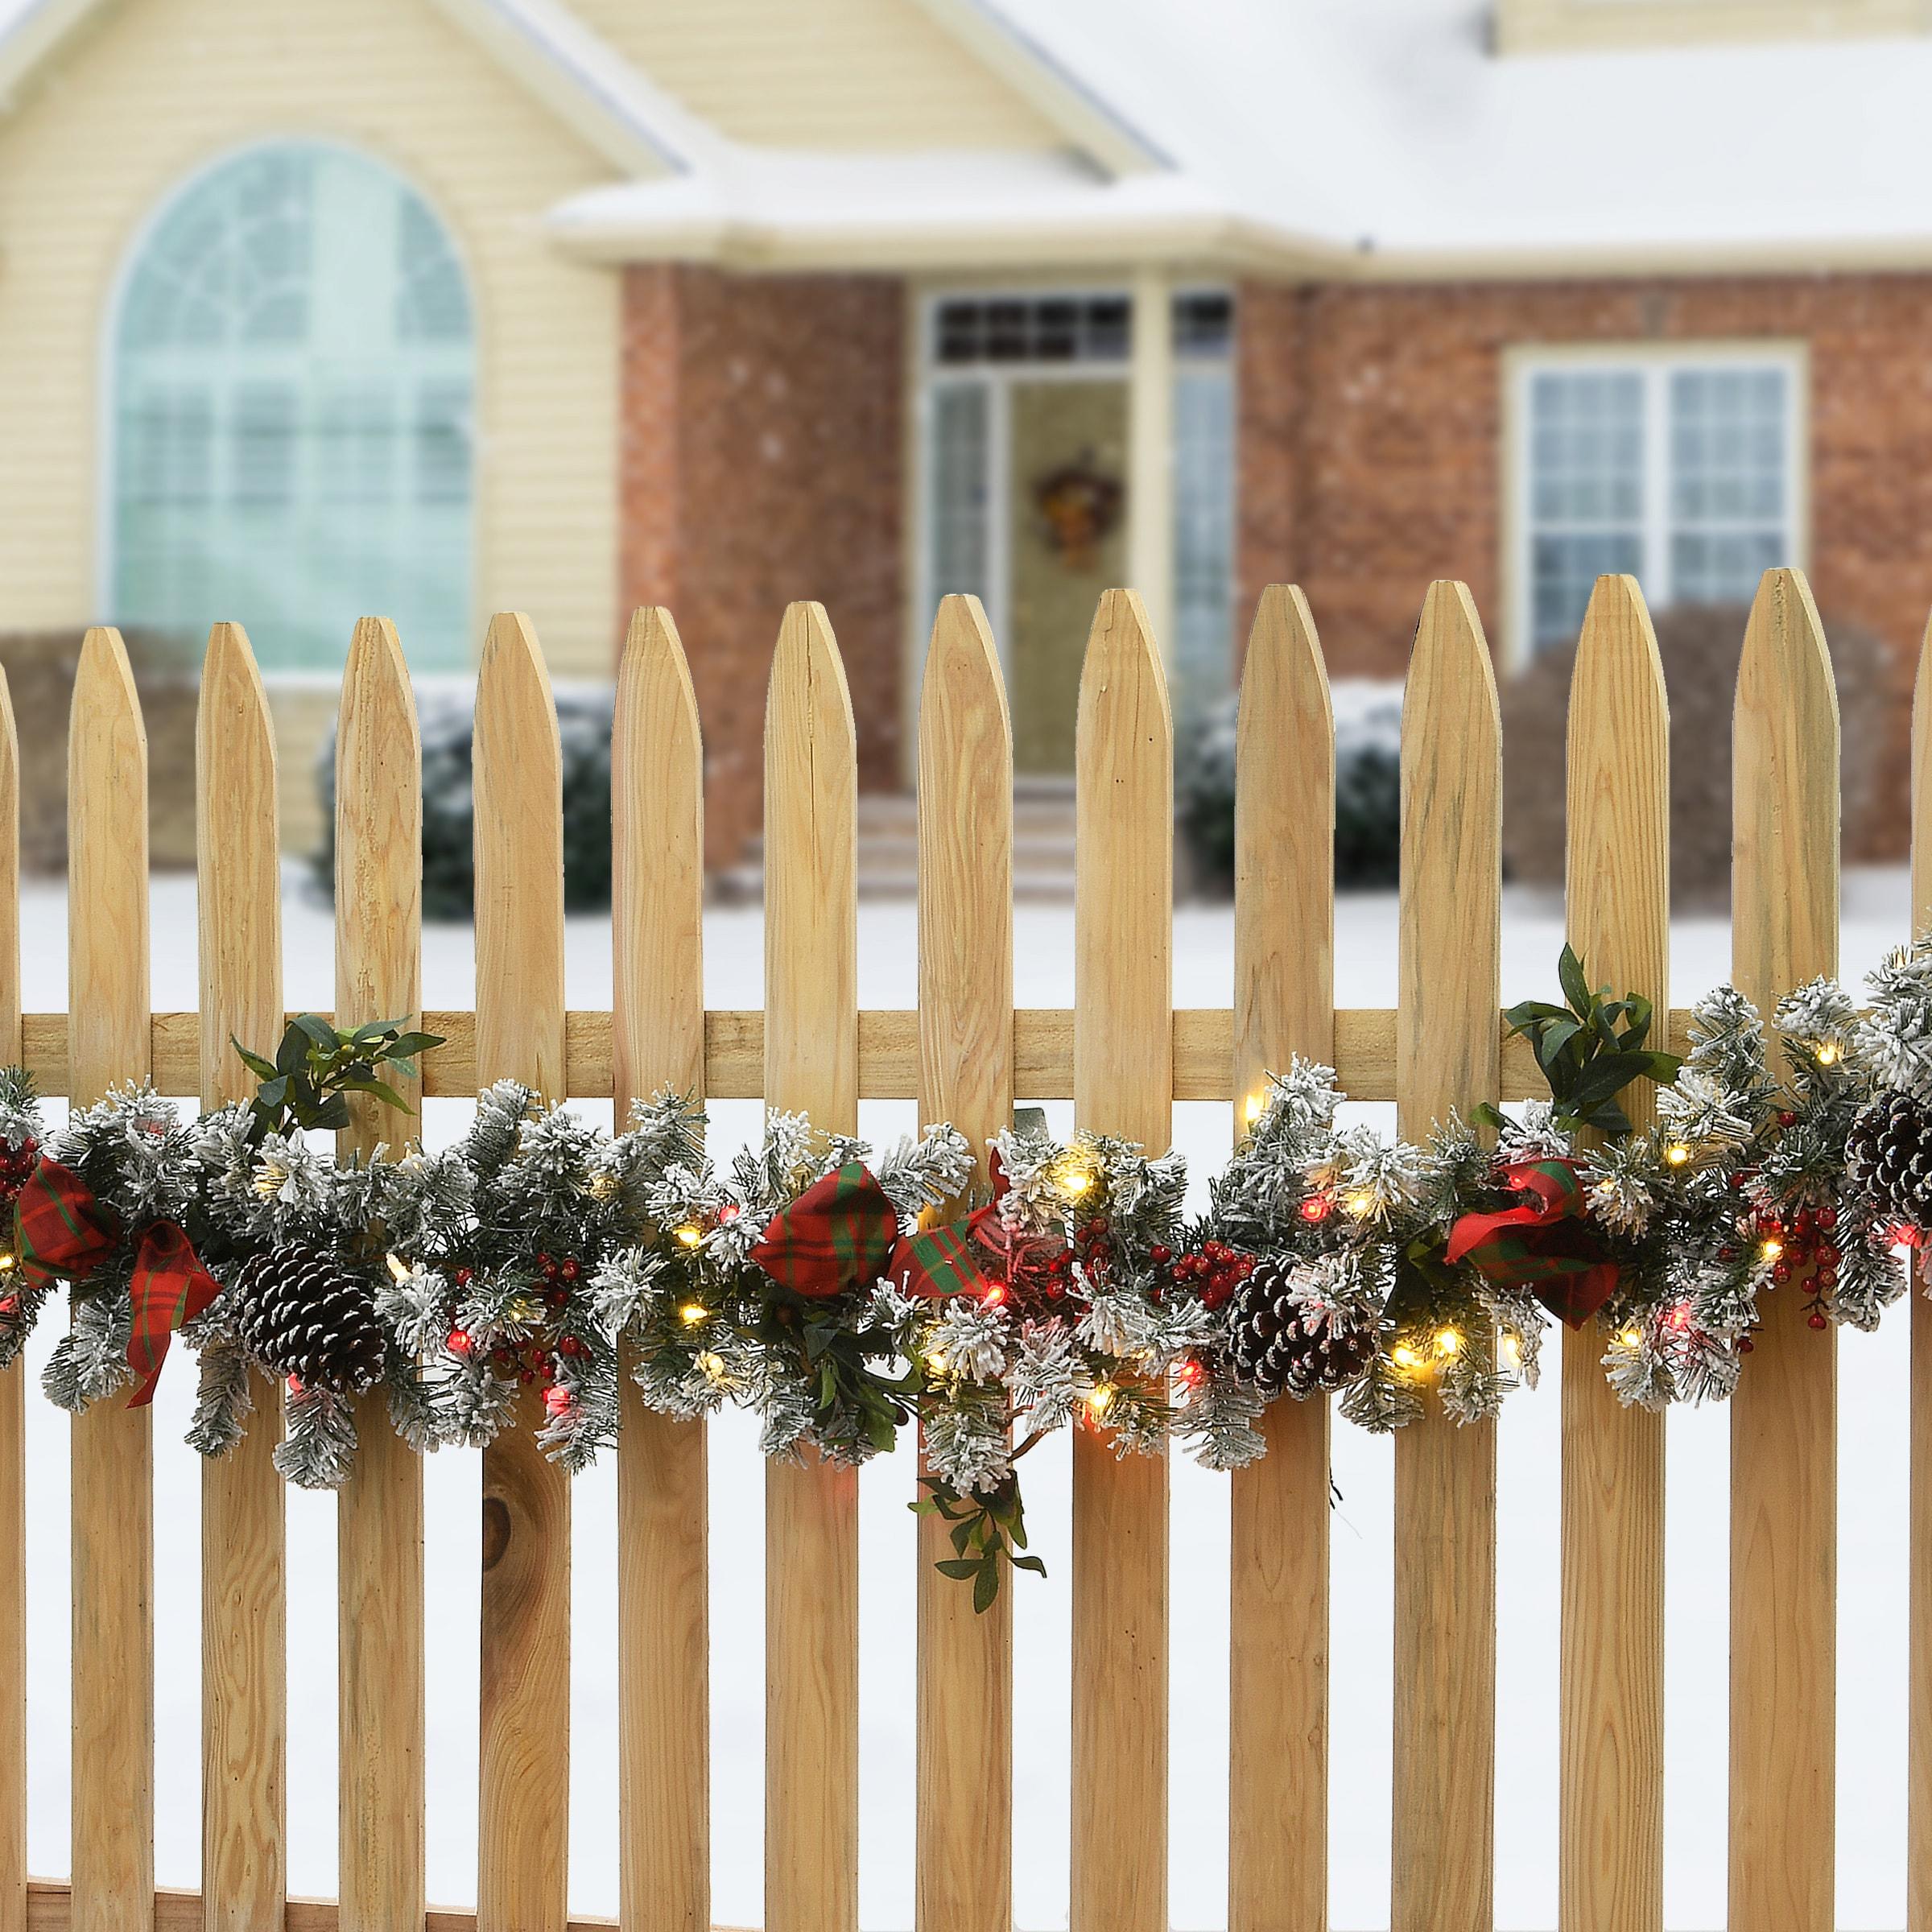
621, 265, 906, 868
1236, 274, 1932, 857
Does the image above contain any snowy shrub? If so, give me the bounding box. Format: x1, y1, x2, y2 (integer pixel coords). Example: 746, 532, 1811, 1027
1177, 682, 1401, 895
313, 687, 615, 919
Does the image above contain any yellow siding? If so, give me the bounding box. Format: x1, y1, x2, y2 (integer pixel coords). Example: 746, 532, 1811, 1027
568, 0, 1063, 148
1497, 0, 1930, 52
0, 0, 625, 691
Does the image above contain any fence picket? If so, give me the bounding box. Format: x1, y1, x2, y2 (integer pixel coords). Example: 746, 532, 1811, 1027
913, 594, 1014, 1932
195, 623, 287, 1928
763, 601, 861, 1932
1071, 588, 1171, 1932
1392, 581, 1500, 1932
1728, 568, 1839, 1932
1229, 585, 1332, 1932
612, 608, 710, 1932
473, 612, 571, 1932
67, 627, 154, 1932
0, 664, 21, 1932
1913, 608, 1932, 1932
1559, 576, 1666, 1932
333, 617, 426, 1932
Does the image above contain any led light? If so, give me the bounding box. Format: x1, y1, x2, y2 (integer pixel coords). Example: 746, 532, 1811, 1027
1816, 1042, 1840, 1066
696, 1350, 727, 1383
1669, 1302, 1692, 1331
1298, 1195, 1332, 1224
675, 1223, 704, 1249
679, 1302, 709, 1328
1086, 1381, 1116, 1418
0, 1253, 16, 1277
386, 1252, 411, 1282
1059, 1166, 1096, 1199
1665, 1143, 1692, 1167
1619, 1325, 1642, 1348
1392, 1344, 1422, 1371
1501, 1333, 1522, 1368
1244, 1092, 1265, 1127
1435, 1327, 1461, 1358
1344, 1191, 1374, 1220
981, 1283, 1008, 1308
1760, 1237, 1784, 1261
926, 1350, 949, 1374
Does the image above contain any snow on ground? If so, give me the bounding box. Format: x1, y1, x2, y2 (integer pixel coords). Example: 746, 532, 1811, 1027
10, 865, 1920, 1929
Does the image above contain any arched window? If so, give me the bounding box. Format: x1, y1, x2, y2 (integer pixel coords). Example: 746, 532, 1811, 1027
111, 144, 474, 672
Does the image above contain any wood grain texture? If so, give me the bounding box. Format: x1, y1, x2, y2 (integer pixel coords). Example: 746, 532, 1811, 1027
473, 613, 571, 1932
333, 617, 427, 1932
196, 623, 288, 1930
914, 596, 1015, 1932
1728, 568, 1839, 1932
1228, 585, 1332, 1932
612, 607, 710, 1932
1071, 588, 1171, 1932
1392, 582, 1500, 1932
16, 1005, 1703, 1108
1914, 605, 1932, 1932
763, 602, 861, 1932
0, 664, 21, 1932
1558, 577, 1666, 1932
67, 627, 154, 1932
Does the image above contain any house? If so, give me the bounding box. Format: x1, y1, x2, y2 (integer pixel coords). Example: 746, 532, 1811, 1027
2, 0, 1930, 866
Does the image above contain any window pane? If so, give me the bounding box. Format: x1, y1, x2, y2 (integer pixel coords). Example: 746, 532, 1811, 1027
113, 144, 474, 673
1524, 369, 1645, 652
929, 383, 990, 604
1667, 364, 1790, 609
1173, 365, 1233, 723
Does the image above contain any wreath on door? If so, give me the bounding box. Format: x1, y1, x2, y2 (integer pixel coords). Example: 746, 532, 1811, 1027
1032, 450, 1124, 572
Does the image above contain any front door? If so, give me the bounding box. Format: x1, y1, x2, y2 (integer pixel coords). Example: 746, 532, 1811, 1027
1007, 378, 1129, 774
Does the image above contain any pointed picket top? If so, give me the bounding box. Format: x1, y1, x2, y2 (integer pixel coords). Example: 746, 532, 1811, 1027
196, 624, 280, 1108
68, 625, 149, 1103
764, 600, 857, 1132
473, 611, 564, 1101
1075, 586, 1173, 1157
1234, 584, 1335, 1111
1397, 580, 1501, 1141
0, 661, 18, 1061
613, 606, 704, 1108
917, 592, 1014, 1187
1732, 567, 1839, 1015
1566, 574, 1668, 1067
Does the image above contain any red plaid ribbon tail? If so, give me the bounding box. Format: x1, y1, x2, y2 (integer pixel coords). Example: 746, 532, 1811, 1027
12, 1158, 118, 1290
750, 1162, 899, 1297
126, 1221, 221, 1407
1444, 1157, 1620, 1330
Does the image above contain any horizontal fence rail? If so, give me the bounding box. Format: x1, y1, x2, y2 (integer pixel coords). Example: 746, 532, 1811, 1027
0, 568, 1921, 1932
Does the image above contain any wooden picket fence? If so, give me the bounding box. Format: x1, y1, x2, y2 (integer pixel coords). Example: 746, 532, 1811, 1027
0, 565, 1921, 1932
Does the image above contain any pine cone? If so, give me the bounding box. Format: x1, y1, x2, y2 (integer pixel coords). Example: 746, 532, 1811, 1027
1848, 1089, 1932, 1228
1228, 1254, 1378, 1398
228, 1243, 386, 1396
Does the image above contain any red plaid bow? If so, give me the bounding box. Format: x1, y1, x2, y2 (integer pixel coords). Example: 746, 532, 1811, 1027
750, 1162, 899, 1298
886, 1147, 1013, 1299
1443, 1157, 1619, 1330
14, 1159, 219, 1406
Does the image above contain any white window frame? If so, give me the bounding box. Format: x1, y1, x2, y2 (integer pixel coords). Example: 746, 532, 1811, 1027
910, 283, 1235, 766
1502, 340, 1809, 670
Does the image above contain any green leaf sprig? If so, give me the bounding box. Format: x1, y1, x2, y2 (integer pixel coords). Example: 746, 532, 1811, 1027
233, 1014, 444, 1146
1485, 944, 1680, 1139
914, 1472, 1045, 1613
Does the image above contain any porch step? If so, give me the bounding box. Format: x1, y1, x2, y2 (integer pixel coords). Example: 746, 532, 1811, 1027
714, 782, 1077, 903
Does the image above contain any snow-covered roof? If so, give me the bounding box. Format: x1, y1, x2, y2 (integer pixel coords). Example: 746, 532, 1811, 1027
10, 0, 1932, 277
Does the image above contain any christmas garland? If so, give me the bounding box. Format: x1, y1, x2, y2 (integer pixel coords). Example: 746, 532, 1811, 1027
4, 943, 1932, 1606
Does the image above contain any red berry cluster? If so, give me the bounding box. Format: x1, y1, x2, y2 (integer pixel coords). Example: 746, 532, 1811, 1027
0, 1136, 37, 1202
1150, 1240, 1254, 1311
1725, 1194, 1842, 1332
451, 1251, 589, 1395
